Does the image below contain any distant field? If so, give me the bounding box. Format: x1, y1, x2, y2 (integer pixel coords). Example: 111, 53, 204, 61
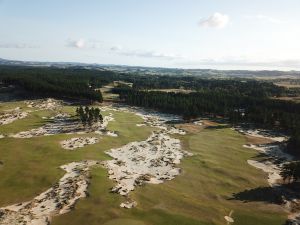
274, 81, 300, 88
99, 84, 120, 101
271, 96, 300, 103
148, 89, 196, 94
0, 101, 287, 225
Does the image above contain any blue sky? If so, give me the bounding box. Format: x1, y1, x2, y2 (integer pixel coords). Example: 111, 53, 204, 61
1, 0, 300, 70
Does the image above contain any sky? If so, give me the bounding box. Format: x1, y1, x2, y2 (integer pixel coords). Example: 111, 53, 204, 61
0, 0, 300, 70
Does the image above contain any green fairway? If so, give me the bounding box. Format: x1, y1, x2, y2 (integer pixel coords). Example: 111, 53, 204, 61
0, 101, 287, 225
0, 105, 154, 206
52, 126, 287, 225
0, 109, 55, 134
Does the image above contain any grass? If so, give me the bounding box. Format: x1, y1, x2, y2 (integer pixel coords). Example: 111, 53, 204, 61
0, 105, 154, 206
0, 109, 55, 134
0, 101, 287, 225
53, 126, 287, 225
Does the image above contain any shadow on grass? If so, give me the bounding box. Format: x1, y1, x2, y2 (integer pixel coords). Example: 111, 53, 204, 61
229, 186, 283, 204
205, 124, 231, 130
229, 182, 300, 204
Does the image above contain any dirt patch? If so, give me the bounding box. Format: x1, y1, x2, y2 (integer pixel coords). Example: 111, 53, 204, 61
202, 120, 220, 127
245, 135, 277, 145
177, 123, 204, 134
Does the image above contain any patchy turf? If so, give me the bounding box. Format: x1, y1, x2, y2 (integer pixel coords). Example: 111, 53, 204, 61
0, 100, 287, 225
53, 125, 287, 225
0, 104, 154, 207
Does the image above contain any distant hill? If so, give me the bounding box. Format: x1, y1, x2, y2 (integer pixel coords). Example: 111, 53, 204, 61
0, 58, 299, 79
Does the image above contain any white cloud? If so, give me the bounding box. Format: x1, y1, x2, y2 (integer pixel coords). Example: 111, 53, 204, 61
245, 15, 284, 24
199, 12, 229, 29
110, 45, 123, 51
0, 43, 38, 49
66, 38, 86, 48
66, 39, 106, 49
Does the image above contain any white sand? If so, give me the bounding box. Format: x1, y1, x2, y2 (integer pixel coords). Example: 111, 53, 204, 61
120, 200, 138, 209
247, 159, 282, 186
0, 111, 28, 125
60, 137, 99, 150
106, 131, 118, 137
193, 120, 203, 126
241, 129, 300, 222
10, 113, 115, 138
235, 127, 288, 142
10, 113, 72, 138
25, 98, 62, 110
103, 131, 190, 196
0, 160, 98, 225
244, 143, 291, 186
101, 105, 192, 208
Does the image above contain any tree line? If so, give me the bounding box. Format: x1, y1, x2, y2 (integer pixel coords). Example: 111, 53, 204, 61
281, 161, 300, 184
0, 66, 110, 101
76, 106, 103, 126
115, 88, 300, 158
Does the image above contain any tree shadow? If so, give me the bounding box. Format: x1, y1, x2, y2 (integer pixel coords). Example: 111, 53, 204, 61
229, 182, 300, 204
228, 186, 284, 204
205, 124, 231, 130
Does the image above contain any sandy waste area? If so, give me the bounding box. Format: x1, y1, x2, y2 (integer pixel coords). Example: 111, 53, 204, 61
0, 161, 99, 225
240, 128, 300, 224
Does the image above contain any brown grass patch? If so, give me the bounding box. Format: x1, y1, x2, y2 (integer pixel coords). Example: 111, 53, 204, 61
245, 135, 276, 145
202, 120, 220, 126
176, 123, 204, 133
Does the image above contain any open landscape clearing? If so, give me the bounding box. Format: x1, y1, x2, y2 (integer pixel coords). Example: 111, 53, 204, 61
0, 97, 295, 225
2, 1, 300, 224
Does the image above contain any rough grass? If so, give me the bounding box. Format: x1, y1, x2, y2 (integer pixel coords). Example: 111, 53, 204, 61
0, 109, 55, 134
0, 101, 287, 225
0, 106, 154, 206
53, 126, 287, 225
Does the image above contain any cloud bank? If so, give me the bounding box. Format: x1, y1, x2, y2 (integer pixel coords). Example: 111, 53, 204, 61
245, 15, 284, 24
66, 39, 106, 49
118, 50, 182, 60
66, 39, 86, 48
0, 43, 38, 49
199, 13, 229, 29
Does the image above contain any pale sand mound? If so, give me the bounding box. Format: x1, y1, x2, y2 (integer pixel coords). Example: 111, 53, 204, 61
25, 98, 63, 110
243, 143, 293, 186
10, 113, 73, 138
100, 105, 191, 208
103, 131, 190, 197
242, 131, 300, 223
0, 161, 98, 225
120, 200, 138, 209
61, 137, 99, 150
235, 127, 288, 142
10, 113, 114, 138
193, 120, 203, 126
247, 160, 282, 186
0, 110, 28, 125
